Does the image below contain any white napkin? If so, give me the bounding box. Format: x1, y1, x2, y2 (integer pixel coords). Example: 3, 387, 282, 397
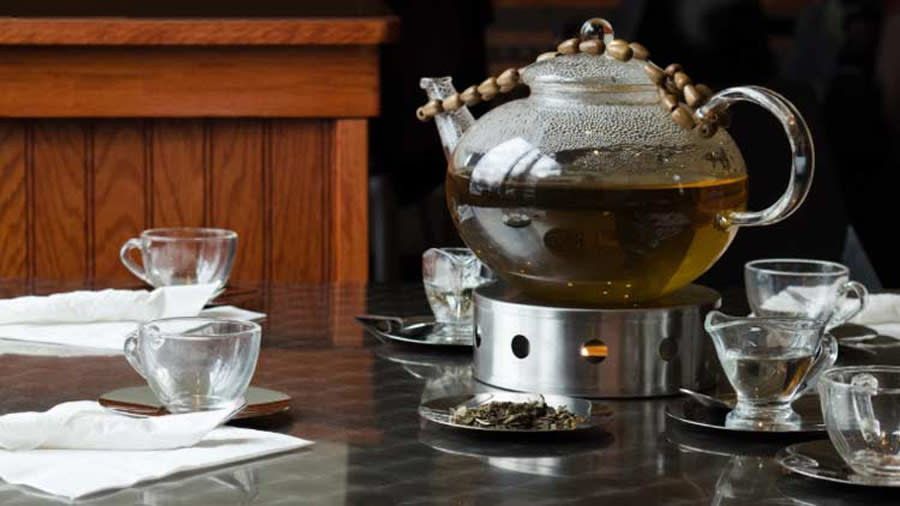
0, 402, 311, 499
0, 401, 242, 451
0, 286, 265, 352
850, 293, 900, 337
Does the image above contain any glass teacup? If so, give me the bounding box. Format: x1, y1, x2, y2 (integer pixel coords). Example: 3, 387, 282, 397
745, 259, 867, 329
422, 248, 493, 333
124, 317, 261, 413
819, 366, 900, 479
705, 311, 838, 430
120, 228, 238, 292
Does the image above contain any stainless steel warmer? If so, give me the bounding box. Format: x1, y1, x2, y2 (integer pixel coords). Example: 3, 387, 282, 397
473, 283, 721, 398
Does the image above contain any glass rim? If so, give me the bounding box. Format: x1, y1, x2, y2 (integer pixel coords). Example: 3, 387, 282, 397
745, 258, 848, 277
139, 317, 260, 339
141, 227, 237, 241
705, 310, 824, 331
821, 366, 900, 394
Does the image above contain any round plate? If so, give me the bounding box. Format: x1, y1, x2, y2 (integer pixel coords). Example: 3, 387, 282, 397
778, 440, 900, 488
419, 392, 604, 433
666, 394, 825, 434
99, 386, 290, 419
357, 315, 473, 348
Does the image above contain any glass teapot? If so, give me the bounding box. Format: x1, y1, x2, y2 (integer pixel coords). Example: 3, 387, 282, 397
418, 18, 813, 306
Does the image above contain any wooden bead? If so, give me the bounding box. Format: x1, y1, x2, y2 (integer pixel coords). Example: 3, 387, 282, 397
683, 84, 705, 108
664, 77, 680, 96
709, 108, 732, 128
673, 71, 692, 90
643, 62, 666, 85
672, 104, 696, 130
658, 88, 678, 112
665, 63, 683, 76
578, 39, 604, 55
442, 94, 463, 112
629, 42, 650, 60
695, 84, 714, 98
558, 38, 580, 55
419, 99, 443, 120
416, 107, 428, 121
477, 77, 499, 100
536, 51, 559, 62
606, 39, 633, 61
497, 68, 520, 92
460, 85, 481, 106
698, 121, 718, 138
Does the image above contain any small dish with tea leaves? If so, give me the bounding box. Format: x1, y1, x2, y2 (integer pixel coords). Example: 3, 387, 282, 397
418, 392, 605, 433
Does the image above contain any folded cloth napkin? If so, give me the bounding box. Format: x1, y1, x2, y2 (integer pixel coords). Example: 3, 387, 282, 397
850, 293, 900, 337
0, 401, 311, 499
0, 400, 242, 451
0, 285, 264, 352
0, 285, 217, 325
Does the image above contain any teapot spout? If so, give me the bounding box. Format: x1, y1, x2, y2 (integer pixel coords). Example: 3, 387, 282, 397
420, 77, 475, 162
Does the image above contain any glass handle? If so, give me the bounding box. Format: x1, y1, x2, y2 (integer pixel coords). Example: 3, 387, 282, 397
123, 332, 147, 378
696, 86, 814, 228
119, 238, 152, 285
830, 281, 869, 328
798, 333, 838, 396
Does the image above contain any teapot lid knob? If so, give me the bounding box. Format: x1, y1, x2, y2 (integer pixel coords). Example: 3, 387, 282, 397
579, 18, 614, 44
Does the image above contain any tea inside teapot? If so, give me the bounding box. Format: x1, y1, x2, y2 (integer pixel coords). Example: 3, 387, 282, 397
447, 144, 747, 306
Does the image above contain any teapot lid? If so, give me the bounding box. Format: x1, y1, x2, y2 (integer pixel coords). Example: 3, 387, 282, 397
521, 19, 650, 89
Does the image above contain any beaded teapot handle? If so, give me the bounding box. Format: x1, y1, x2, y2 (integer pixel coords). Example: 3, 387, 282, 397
416, 18, 723, 136
417, 17, 815, 229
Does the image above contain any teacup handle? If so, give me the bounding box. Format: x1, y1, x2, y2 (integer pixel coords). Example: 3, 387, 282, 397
123, 331, 147, 379
797, 333, 838, 396
695, 86, 814, 228
119, 238, 152, 285
829, 281, 868, 328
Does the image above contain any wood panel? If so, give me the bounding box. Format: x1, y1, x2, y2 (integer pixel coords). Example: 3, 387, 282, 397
0, 46, 380, 118
0, 17, 399, 46
151, 120, 205, 228
32, 122, 87, 280
0, 120, 26, 280
0, 118, 368, 283
210, 120, 265, 282
269, 120, 328, 282
92, 121, 148, 280
330, 119, 369, 282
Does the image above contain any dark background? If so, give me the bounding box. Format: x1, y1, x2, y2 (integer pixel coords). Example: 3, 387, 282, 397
372, 0, 898, 295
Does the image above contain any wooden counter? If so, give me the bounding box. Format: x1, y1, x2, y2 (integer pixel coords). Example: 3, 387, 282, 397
0, 15, 397, 283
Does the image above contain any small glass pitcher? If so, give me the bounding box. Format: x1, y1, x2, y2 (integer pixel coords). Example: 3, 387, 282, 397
705, 311, 838, 430
422, 248, 493, 333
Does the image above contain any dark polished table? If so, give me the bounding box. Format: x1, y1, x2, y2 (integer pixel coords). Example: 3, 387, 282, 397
1, 283, 898, 505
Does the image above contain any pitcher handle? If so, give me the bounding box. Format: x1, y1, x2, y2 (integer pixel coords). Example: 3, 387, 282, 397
797, 332, 838, 396
695, 86, 814, 228
829, 281, 868, 329
119, 238, 152, 285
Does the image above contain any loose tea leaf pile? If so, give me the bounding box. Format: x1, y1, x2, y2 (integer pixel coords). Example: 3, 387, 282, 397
450, 397, 584, 430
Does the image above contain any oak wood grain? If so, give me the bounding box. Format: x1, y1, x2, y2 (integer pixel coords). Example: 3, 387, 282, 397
330, 119, 369, 282
92, 121, 147, 280
270, 120, 327, 282
0, 17, 398, 46
151, 120, 205, 228
211, 120, 265, 282
0, 121, 26, 280
32, 122, 87, 281
0, 46, 380, 118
